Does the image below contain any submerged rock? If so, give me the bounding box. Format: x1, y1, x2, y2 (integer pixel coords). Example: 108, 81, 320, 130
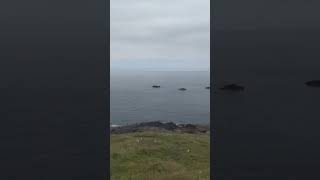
178, 88, 187, 91
305, 80, 320, 87
152, 85, 161, 88
219, 84, 244, 91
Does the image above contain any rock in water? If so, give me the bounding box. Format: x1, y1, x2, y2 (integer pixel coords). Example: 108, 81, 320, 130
219, 84, 244, 91
305, 80, 320, 87
152, 85, 160, 88
178, 88, 187, 91
205, 86, 210, 89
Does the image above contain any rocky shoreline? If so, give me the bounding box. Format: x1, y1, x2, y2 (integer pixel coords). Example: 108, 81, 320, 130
110, 121, 210, 134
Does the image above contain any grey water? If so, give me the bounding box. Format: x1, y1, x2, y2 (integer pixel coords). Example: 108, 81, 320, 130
111, 70, 210, 125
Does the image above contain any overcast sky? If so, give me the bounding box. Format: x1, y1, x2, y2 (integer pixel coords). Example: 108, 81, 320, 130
111, 0, 210, 71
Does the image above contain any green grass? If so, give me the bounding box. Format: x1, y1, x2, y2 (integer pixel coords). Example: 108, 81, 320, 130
111, 131, 210, 180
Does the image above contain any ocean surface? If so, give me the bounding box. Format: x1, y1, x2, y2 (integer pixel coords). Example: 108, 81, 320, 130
111, 71, 210, 125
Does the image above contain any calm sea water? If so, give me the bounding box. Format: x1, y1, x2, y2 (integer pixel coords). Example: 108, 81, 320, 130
111, 71, 210, 125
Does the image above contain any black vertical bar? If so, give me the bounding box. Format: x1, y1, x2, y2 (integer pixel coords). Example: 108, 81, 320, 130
210, 0, 215, 179
106, 0, 111, 178
0, 0, 109, 179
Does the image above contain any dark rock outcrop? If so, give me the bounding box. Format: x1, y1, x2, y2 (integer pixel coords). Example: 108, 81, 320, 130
305, 80, 320, 87
110, 121, 178, 134
111, 121, 209, 134
152, 85, 161, 88
178, 88, 187, 91
219, 84, 244, 91
205, 86, 210, 89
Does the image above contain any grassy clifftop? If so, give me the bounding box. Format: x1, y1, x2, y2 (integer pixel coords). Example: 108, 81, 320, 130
111, 131, 210, 180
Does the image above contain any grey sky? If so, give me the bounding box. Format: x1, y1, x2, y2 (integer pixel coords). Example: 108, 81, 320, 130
111, 0, 210, 71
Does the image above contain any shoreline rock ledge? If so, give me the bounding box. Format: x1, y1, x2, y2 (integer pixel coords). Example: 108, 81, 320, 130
110, 121, 209, 134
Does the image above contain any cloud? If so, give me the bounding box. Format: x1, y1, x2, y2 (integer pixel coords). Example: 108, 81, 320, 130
111, 0, 210, 71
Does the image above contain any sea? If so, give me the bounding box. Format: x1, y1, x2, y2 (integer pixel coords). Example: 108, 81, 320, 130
111, 70, 210, 125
